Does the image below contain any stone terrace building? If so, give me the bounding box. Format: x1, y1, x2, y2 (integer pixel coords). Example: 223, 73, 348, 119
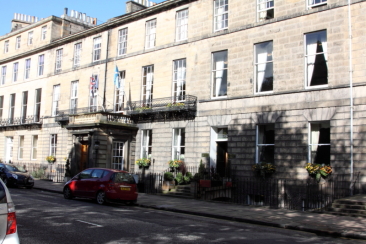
0, 0, 365, 187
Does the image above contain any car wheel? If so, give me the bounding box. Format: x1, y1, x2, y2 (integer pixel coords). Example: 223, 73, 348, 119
96, 191, 106, 205
63, 187, 74, 199
127, 200, 137, 206
26, 186, 33, 189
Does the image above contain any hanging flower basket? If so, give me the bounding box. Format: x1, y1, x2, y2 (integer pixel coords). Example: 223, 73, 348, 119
252, 162, 276, 178
305, 163, 332, 182
135, 158, 151, 168
168, 159, 183, 170
45, 156, 56, 164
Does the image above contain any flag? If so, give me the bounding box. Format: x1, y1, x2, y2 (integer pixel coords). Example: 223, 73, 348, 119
114, 65, 120, 89
90, 75, 98, 97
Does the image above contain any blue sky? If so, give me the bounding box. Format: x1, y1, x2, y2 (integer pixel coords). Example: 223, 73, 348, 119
0, 0, 165, 36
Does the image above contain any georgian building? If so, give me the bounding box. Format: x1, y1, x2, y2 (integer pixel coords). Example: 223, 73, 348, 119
0, 0, 365, 187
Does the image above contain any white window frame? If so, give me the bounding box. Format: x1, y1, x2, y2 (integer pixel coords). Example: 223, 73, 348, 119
173, 59, 186, 102
21, 91, 28, 124
4, 41, 9, 53
13, 62, 18, 82
213, 0, 228, 32
38, 54, 44, 76
1, 66, 6, 85
55, 49, 63, 73
73, 43, 82, 67
117, 28, 128, 56
172, 128, 185, 160
304, 30, 327, 88
28, 31, 33, 45
41, 26, 47, 40
142, 65, 154, 107
254, 41, 273, 94
18, 136, 24, 160
9, 94, 15, 124
15, 36, 21, 49
255, 124, 275, 164
0, 96, 3, 119
307, 0, 327, 8
70, 80, 78, 113
52, 85, 60, 116
112, 141, 124, 170
308, 121, 330, 164
31, 135, 38, 160
211, 50, 228, 98
34, 88, 42, 122
114, 71, 125, 112
176, 9, 188, 41
93, 37, 101, 62
145, 19, 156, 49
257, 0, 274, 22
141, 130, 152, 159
50, 134, 57, 156
24, 58, 31, 80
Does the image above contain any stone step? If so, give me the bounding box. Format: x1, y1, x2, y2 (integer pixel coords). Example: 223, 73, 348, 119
331, 203, 366, 210
333, 199, 366, 206
326, 210, 366, 218
328, 207, 366, 215
161, 185, 193, 199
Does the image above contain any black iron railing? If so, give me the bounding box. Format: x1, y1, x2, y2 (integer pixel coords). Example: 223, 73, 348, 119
12, 162, 65, 183
133, 168, 362, 211
54, 106, 113, 122
0, 116, 42, 126
125, 95, 197, 115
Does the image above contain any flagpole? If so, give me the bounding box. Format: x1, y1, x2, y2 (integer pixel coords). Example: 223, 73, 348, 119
102, 30, 111, 111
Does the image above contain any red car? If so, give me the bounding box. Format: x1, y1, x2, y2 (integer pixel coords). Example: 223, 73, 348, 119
63, 168, 138, 205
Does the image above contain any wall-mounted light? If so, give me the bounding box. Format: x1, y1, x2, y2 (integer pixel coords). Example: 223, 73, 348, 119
94, 140, 100, 150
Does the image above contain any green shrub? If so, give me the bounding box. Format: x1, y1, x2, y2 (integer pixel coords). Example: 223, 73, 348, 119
164, 172, 174, 181
31, 168, 45, 178
174, 172, 184, 185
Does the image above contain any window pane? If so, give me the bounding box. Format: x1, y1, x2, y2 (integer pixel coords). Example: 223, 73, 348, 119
306, 30, 327, 87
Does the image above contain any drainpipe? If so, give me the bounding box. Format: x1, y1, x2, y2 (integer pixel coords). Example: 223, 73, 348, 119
347, 0, 354, 191
103, 30, 111, 111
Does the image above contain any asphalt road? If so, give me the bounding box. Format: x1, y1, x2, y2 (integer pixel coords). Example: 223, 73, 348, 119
8, 188, 364, 244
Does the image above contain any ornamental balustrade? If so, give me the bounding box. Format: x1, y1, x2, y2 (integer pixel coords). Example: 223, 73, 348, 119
0, 115, 42, 126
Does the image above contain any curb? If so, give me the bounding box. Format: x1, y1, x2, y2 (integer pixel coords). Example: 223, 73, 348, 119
32, 187, 366, 241
136, 203, 366, 241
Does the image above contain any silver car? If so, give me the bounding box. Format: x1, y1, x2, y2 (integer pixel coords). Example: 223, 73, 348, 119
0, 179, 19, 244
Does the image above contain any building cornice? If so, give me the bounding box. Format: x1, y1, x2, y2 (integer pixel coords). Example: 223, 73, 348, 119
0, 0, 194, 64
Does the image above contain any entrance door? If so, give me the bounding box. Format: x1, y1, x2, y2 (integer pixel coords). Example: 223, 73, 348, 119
80, 144, 88, 171
216, 142, 228, 177
5, 137, 13, 163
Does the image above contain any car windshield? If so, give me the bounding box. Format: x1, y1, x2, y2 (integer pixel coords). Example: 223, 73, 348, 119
5, 165, 26, 173
112, 172, 136, 184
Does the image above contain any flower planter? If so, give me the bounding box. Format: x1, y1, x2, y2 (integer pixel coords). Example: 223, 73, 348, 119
199, 179, 211, 188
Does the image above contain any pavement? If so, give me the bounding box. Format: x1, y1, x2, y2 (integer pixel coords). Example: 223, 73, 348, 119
33, 179, 366, 240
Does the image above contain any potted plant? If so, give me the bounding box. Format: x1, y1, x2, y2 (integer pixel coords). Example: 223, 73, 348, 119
252, 162, 276, 178
135, 158, 151, 169
305, 163, 332, 182
162, 172, 175, 191
46, 155, 56, 164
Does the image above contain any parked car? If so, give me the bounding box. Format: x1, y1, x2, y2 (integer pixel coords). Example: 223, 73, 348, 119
63, 168, 138, 205
0, 164, 34, 189
0, 179, 20, 244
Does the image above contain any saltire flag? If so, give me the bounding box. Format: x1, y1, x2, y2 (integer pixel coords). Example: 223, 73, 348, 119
114, 65, 120, 89
90, 75, 98, 97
